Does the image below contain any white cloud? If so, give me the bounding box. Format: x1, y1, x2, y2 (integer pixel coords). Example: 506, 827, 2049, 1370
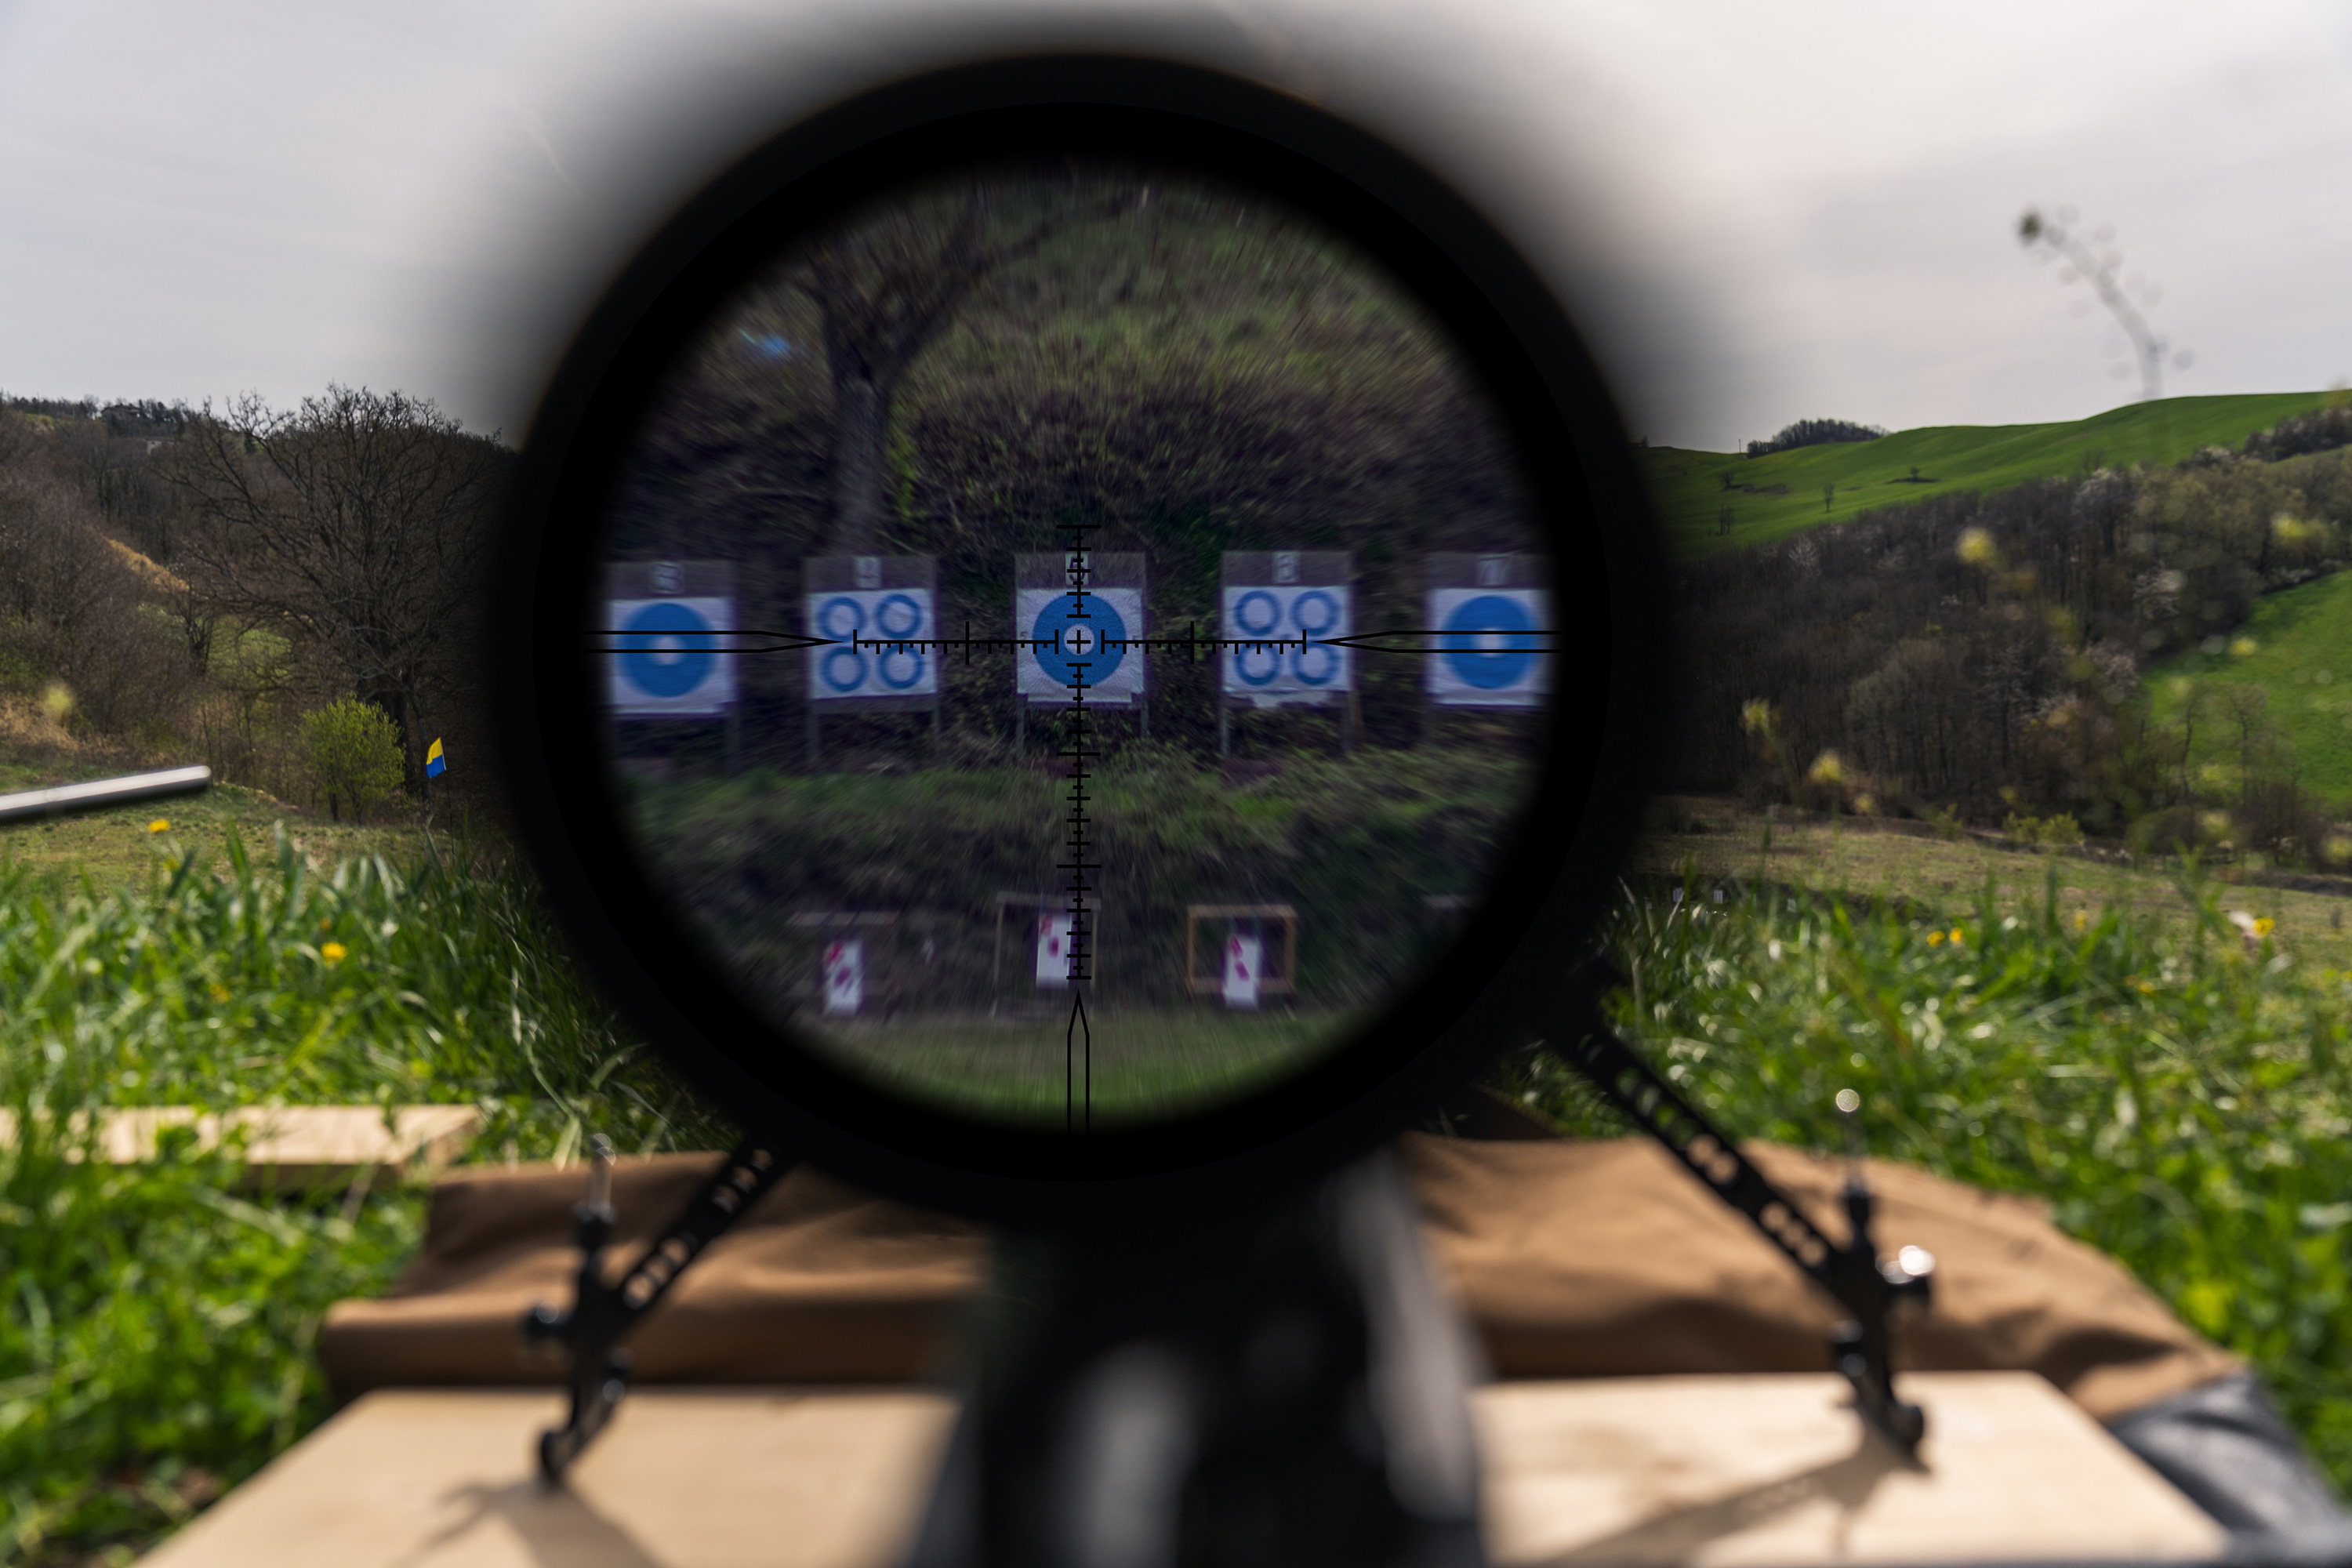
2, 0, 2347, 449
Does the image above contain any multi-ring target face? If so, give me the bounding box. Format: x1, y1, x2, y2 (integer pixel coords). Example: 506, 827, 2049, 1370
495, 60, 1662, 1219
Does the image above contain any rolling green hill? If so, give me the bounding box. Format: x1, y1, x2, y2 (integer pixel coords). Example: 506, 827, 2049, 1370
2143, 568, 2352, 808
1647, 391, 2336, 559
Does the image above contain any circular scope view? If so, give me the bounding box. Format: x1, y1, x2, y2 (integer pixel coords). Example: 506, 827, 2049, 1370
589, 157, 1555, 1129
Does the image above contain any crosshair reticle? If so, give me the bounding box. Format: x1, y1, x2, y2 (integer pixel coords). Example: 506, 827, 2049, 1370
568, 144, 1577, 1142
599, 519, 1555, 1133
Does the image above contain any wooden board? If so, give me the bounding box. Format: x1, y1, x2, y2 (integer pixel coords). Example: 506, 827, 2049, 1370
0, 1105, 478, 1188
138, 1375, 2227, 1568
1479, 1374, 2227, 1565
137, 1388, 959, 1568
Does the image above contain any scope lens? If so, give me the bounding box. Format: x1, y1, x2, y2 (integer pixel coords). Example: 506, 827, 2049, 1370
581, 151, 1559, 1133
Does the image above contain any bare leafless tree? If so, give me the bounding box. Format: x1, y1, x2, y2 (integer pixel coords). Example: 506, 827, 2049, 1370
786, 170, 1145, 554
0, 457, 189, 737
164, 387, 505, 784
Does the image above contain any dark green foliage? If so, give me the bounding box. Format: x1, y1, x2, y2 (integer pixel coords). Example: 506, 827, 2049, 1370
1494, 870, 2352, 1489
1747, 418, 1887, 458
2244, 400, 2352, 463
623, 746, 1529, 1014
0, 1120, 418, 1563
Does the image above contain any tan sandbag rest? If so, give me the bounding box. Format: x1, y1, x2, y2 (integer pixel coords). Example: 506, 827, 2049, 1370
321, 1134, 2237, 1421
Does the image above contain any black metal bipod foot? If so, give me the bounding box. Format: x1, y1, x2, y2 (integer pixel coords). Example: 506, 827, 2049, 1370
1547, 955, 1936, 1454
521, 1132, 794, 1482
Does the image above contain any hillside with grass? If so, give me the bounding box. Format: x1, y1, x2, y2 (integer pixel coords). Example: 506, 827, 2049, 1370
2144, 568, 2352, 808
1648, 391, 2336, 558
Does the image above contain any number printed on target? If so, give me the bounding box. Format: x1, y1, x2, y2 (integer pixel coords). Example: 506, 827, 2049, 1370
1219, 584, 1352, 703
805, 589, 938, 699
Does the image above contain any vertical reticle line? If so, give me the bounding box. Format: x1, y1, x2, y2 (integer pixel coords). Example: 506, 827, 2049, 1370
1054, 523, 1102, 1132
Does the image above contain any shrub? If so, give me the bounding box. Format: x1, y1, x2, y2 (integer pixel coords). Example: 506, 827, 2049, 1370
300, 698, 403, 822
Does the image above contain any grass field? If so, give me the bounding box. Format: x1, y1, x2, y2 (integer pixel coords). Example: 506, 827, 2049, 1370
1646, 391, 2336, 559
10, 792, 2352, 1559
0, 829, 722, 1565
2143, 569, 2352, 808
0, 771, 422, 900
1632, 796, 2352, 971
818, 1007, 1359, 1124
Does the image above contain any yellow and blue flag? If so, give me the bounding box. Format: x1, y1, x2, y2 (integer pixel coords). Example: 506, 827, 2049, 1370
424, 738, 447, 779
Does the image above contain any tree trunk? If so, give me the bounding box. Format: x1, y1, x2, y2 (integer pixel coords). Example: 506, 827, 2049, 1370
826, 367, 894, 556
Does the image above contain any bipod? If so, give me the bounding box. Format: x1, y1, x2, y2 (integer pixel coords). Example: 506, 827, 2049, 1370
521, 1133, 794, 1481
1545, 953, 1936, 1453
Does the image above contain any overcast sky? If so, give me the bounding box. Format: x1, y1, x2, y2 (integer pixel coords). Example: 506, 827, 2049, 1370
2, 0, 2347, 452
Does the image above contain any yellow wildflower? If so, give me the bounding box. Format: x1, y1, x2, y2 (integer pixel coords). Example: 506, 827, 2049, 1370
321, 942, 348, 966
2254, 916, 2275, 938
147, 819, 169, 833
1927, 930, 1944, 946
1949, 928, 1965, 946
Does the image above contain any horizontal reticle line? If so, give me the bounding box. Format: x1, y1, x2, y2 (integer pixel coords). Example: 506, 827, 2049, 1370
588, 627, 1555, 655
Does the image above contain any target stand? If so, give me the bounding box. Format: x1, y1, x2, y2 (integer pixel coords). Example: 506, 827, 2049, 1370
1218, 551, 1356, 757
803, 556, 941, 770
1182, 903, 1299, 1002
605, 561, 742, 776
1012, 549, 1148, 754
1421, 552, 1550, 746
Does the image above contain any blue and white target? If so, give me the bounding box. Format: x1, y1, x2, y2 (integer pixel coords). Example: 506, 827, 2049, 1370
1014, 587, 1146, 705
1031, 594, 1131, 688
1427, 587, 1548, 707
608, 597, 736, 714
803, 589, 937, 699
1220, 584, 1352, 703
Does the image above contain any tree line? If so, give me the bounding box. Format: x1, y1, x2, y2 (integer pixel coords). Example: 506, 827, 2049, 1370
0, 165, 1537, 806
0, 390, 506, 818
1744, 417, 1887, 459
1673, 419, 2352, 861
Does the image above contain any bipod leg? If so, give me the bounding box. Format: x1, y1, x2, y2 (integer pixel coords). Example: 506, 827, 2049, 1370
521, 1132, 794, 1481
1543, 954, 1934, 1454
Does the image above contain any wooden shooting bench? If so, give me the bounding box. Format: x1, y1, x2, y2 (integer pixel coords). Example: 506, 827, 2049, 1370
141, 1138, 2259, 1566
0, 1104, 478, 1190
136, 1373, 2224, 1568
